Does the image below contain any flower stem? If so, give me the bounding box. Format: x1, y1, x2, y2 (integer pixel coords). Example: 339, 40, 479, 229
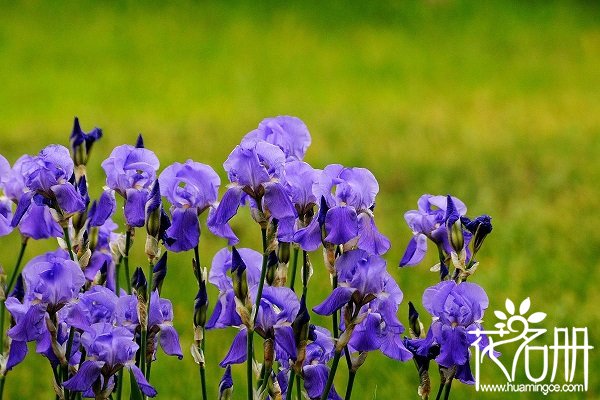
199, 337, 207, 400
124, 229, 133, 294
319, 350, 342, 400
295, 374, 301, 400
442, 379, 453, 400
116, 370, 124, 400
6, 238, 27, 294
331, 275, 339, 339
140, 259, 154, 385
301, 251, 309, 299
63, 227, 75, 261
344, 371, 356, 400
288, 247, 299, 292
285, 370, 295, 400
247, 227, 269, 400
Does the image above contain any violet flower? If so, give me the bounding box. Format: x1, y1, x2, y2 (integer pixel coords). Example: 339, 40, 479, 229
242, 116, 311, 161
63, 322, 156, 398
158, 160, 220, 252
207, 138, 296, 244
115, 290, 183, 359
218, 285, 299, 367
399, 194, 467, 267
278, 326, 342, 400
276, 160, 320, 243
406, 280, 489, 384
294, 164, 390, 255
5, 249, 86, 369
313, 249, 412, 361
0, 155, 62, 239
11, 145, 86, 227
101, 141, 159, 227
206, 247, 262, 330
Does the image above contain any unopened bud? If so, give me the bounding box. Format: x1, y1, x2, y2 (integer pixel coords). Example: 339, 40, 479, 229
194, 281, 209, 328
145, 181, 162, 238
265, 251, 278, 286
277, 242, 290, 264
131, 267, 147, 302
219, 365, 233, 400
152, 252, 168, 293
408, 301, 424, 338
449, 219, 464, 253
231, 247, 249, 302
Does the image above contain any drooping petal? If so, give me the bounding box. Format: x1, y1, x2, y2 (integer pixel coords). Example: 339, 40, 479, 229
63, 360, 103, 392
348, 313, 382, 353
313, 287, 355, 316
164, 207, 199, 252
456, 360, 475, 384
6, 340, 28, 371
89, 190, 116, 227
324, 206, 358, 245
51, 183, 86, 214
399, 234, 428, 267
11, 191, 33, 227
436, 325, 469, 368
129, 364, 157, 397
263, 182, 296, 220
274, 326, 297, 361
293, 217, 322, 251
219, 329, 248, 367
159, 325, 183, 359
7, 303, 47, 342
356, 213, 390, 255
124, 188, 147, 227
207, 187, 243, 244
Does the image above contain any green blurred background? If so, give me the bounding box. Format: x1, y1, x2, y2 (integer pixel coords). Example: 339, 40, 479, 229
0, 1, 599, 399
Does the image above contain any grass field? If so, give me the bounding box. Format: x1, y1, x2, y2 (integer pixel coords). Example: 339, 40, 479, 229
0, 1, 599, 399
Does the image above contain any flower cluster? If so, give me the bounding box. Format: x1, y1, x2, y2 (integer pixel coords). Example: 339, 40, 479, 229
0, 115, 495, 400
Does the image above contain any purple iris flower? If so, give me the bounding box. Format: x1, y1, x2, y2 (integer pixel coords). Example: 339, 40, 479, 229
207, 247, 299, 367
406, 280, 489, 384
278, 326, 342, 400
207, 138, 296, 245
294, 164, 390, 255
5, 249, 85, 370
115, 291, 183, 359
158, 160, 220, 252
218, 285, 299, 367
11, 145, 86, 227
0, 155, 62, 239
63, 322, 156, 397
399, 194, 467, 267
275, 160, 320, 243
20, 248, 85, 308
313, 249, 412, 361
206, 247, 262, 329
101, 143, 160, 227
242, 116, 311, 161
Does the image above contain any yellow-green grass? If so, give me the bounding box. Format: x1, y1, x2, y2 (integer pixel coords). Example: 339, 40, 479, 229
0, 1, 599, 399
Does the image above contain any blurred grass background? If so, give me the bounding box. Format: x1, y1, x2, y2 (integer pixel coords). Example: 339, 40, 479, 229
1, 0, 599, 399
